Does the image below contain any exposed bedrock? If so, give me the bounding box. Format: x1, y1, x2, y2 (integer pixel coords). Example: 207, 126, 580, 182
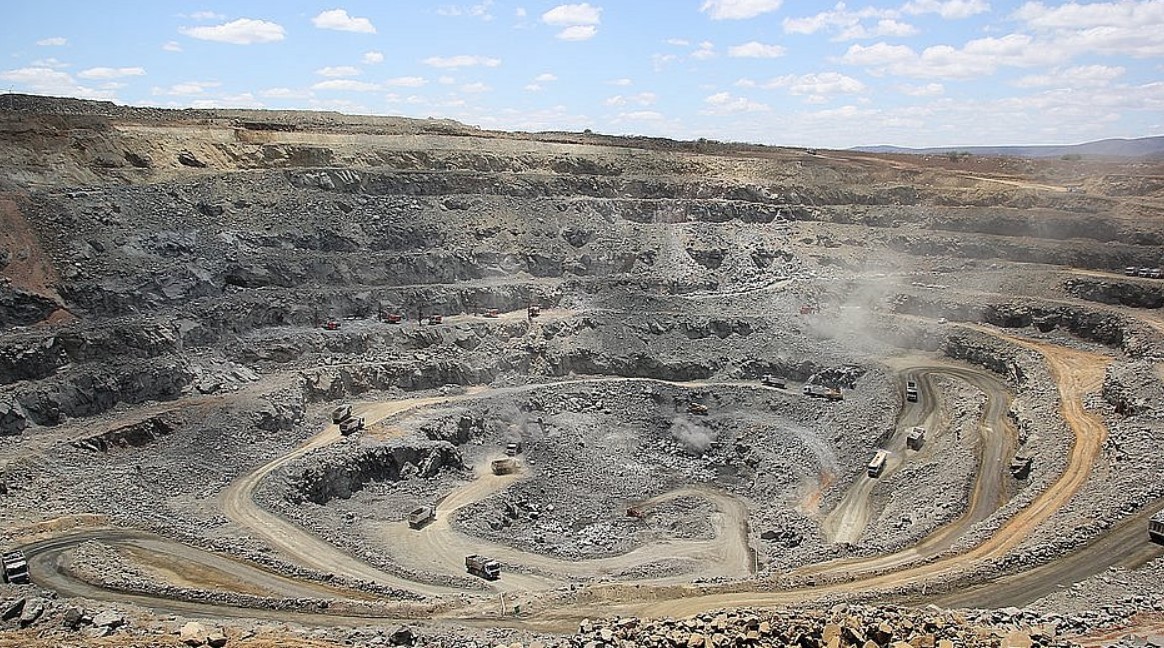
0, 397, 27, 435
890, 294, 1159, 356
0, 284, 61, 328
1102, 361, 1164, 416
302, 356, 516, 402
0, 319, 178, 385
1065, 277, 1164, 309
7, 359, 192, 427
542, 348, 720, 382
71, 415, 178, 452
288, 442, 464, 505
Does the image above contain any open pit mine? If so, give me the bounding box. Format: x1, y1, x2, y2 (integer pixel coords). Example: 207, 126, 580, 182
1, 94, 1164, 648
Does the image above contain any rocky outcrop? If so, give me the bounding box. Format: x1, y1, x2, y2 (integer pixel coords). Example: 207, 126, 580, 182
72, 415, 177, 452
572, 605, 1062, 648
12, 359, 192, 426
0, 284, 60, 328
289, 442, 464, 504
545, 348, 721, 382
1102, 361, 1164, 416
1065, 277, 1164, 309
302, 356, 514, 402
0, 397, 27, 435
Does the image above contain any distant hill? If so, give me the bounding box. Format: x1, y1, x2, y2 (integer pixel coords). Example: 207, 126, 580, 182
852, 135, 1164, 159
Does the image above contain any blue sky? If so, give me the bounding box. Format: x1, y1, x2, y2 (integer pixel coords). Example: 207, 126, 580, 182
2, 1, 1162, 148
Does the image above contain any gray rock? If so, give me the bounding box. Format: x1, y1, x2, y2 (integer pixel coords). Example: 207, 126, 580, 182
1, 597, 25, 622
180, 620, 209, 646
18, 598, 44, 626
90, 609, 124, 628
62, 606, 84, 628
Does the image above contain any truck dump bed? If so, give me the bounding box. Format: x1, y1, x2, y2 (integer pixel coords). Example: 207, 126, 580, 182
2, 551, 30, 584
1150, 510, 1164, 544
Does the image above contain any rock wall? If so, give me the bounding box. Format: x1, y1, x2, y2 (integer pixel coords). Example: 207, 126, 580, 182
288, 442, 464, 505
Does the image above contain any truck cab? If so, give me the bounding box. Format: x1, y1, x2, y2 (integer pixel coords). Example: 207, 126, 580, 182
465, 554, 501, 580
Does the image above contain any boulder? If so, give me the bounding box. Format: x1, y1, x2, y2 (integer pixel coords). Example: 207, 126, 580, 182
1, 598, 24, 622
90, 610, 124, 628
389, 625, 416, 646
18, 598, 44, 626
180, 620, 210, 646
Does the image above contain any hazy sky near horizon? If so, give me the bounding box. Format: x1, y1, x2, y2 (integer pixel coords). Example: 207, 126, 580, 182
2, 1, 1162, 148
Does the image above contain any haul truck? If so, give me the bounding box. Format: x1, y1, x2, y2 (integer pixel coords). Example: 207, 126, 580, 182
1, 551, 30, 584
1150, 511, 1164, 545
867, 450, 889, 478
465, 554, 501, 580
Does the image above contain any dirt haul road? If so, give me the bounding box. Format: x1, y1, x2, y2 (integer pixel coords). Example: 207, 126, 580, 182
814, 365, 1017, 574
219, 376, 753, 596
557, 334, 1109, 621
16, 338, 1117, 628
219, 396, 471, 596
379, 471, 751, 591
822, 369, 943, 545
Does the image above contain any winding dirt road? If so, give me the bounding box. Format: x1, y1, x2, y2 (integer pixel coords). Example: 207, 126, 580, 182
815, 365, 1017, 574
15, 329, 1136, 631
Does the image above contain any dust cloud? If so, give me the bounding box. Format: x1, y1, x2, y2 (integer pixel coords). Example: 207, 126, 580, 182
670, 417, 717, 455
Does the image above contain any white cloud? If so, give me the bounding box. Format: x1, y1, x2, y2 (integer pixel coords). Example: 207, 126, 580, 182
700, 0, 783, 20
30, 58, 68, 70
604, 92, 657, 106
312, 79, 379, 92
77, 67, 146, 80
666, 38, 691, 46
651, 53, 678, 70
535, 72, 558, 82
261, 87, 314, 99
1014, 1, 1155, 28
1013, 1, 1164, 58
762, 72, 867, 97
312, 9, 377, 33
838, 19, 919, 40
542, 3, 602, 25
842, 34, 1063, 78
438, 75, 456, 84
898, 82, 945, 96
191, 92, 263, 109
180, 18, 286, 44
153, 81, 220, 95
612, 110, 666, 122
701, 91, 770, 113
188, 11, 226, 20
557, 25, 598, 40
516, 7, 528, 17
422, 54, 502, 68
609, 78, 632, 86
1013, 64, 1126, 88
162, 41, 182, 52
437, 1, 495, 20
728, 41, 786, 58
525, 83, 543, 91
316, 66, 361, 78
0, 67, 114, 100
461, 81, 491, 93
691, 41, 717, 59
384, 76, 428, 87
783, 5, 912, 40
363, 51, 384, 64
902, 0, 990, 19
36, 37, 67, 46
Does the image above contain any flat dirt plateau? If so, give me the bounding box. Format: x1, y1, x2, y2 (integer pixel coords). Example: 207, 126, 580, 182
2, 93, 1164, 647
